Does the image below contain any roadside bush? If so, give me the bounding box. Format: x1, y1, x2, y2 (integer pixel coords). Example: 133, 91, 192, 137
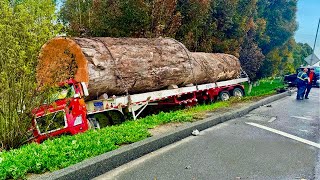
0, 0, 60, 150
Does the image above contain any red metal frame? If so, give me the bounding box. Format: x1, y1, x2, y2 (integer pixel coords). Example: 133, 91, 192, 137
157, 84, 244, 106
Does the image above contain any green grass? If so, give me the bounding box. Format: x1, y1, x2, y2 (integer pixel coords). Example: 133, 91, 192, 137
244, 78, 286, 97
0, 78, 286, 179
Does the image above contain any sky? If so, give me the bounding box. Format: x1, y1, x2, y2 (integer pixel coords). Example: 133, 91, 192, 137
295, 0, 320, 60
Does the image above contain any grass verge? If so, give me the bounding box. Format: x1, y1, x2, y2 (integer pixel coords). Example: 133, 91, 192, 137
0, 78, 286, 179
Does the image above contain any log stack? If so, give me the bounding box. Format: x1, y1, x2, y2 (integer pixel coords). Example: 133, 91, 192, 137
37, 37, 241, 100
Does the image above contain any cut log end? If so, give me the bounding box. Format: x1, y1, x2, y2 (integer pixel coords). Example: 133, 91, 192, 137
37, 37, 89, 86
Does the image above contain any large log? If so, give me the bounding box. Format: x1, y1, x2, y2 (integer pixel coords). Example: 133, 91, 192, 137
37, 37, 241, 100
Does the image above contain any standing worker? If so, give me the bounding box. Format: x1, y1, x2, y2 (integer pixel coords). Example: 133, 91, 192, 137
296, 68, 309, 100
304, 68, 315, 99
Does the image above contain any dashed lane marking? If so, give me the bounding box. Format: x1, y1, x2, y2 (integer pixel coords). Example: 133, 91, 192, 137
245, 122, 320, 149
291, 116, 314, 120
268, 117, 277, 122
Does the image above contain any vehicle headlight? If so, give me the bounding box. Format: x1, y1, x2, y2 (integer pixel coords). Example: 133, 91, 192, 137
74, 115, 83, 126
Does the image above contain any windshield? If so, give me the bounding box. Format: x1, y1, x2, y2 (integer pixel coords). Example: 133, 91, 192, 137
36, 110, 67, 134
51, 85, 75, 101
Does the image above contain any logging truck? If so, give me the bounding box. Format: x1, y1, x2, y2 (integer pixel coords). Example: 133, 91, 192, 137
31, 76, 248, 143
30, 37, 249, 143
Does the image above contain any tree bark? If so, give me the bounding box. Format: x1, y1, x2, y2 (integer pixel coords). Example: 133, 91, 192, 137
37, 37, 241, 100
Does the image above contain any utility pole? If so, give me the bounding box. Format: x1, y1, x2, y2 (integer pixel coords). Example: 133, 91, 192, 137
311, 18, 320, 65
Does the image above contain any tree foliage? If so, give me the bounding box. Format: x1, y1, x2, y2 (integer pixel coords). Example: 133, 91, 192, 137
59, 0, 183, 38
256, 0, 298, 77
292, 42, 313, 68
239, 28, 265, 81
0, 0, 60, 150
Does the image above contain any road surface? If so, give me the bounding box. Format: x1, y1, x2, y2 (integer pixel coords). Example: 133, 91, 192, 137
95, 88, 320, 180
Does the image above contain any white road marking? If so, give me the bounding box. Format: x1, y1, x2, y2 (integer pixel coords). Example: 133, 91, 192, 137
299, 129, 309, 133
268, 117, 277, 122
245, 122, 320, 149
291, 116, 314, 120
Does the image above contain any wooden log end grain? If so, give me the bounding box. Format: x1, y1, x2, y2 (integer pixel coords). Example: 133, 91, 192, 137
37, 37, 89, 87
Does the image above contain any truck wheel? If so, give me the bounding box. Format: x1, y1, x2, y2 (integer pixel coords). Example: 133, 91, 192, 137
206, 96, 216, 104
88, 118, 100, 129
219, 91, 230, 101
232, 88, 244, 97
105, 110, 125, 125
94, 113, 112, 128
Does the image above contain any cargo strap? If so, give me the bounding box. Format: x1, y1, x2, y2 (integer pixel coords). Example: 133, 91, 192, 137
92, 38, 129, 97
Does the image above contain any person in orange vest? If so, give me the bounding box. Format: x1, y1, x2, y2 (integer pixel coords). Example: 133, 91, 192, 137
304, 68, 315, 99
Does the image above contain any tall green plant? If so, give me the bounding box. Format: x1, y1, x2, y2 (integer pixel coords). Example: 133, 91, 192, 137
0, 0, 61, 150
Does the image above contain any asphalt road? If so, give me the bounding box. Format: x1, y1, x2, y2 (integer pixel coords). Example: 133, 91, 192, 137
94, 88, 320, 180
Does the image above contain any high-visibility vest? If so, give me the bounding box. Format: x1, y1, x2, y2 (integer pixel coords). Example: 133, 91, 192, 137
297, 72, 308, 81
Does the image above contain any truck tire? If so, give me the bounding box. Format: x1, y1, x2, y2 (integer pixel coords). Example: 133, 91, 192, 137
88, 118, 100, 129
93, 113, 112, 128
232, 88, 244, 97
219, 91, 230, 101
105, 110, 125, 125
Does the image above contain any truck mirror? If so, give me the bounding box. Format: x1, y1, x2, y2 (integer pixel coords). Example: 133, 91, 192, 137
81, 82, 89, 96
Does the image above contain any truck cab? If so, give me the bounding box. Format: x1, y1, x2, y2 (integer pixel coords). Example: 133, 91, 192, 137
31, 80, 89, 143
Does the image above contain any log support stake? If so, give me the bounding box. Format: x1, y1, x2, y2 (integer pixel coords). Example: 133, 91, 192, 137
130, 101, 157, 120
131, 102, 149, 120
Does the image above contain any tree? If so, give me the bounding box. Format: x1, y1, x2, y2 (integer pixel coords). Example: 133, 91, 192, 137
206, 0, 257, 56
0, 0, 60, 150
146, 0, 182, 38
239, 28, 265, 81
175, 0, 211, 51
59, 0, 185, 38
293, 42, 313, 68
257, 0, 297, 54
256, 0, 298, 77
258, 38, 296, 77
59, 0, 95, 36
